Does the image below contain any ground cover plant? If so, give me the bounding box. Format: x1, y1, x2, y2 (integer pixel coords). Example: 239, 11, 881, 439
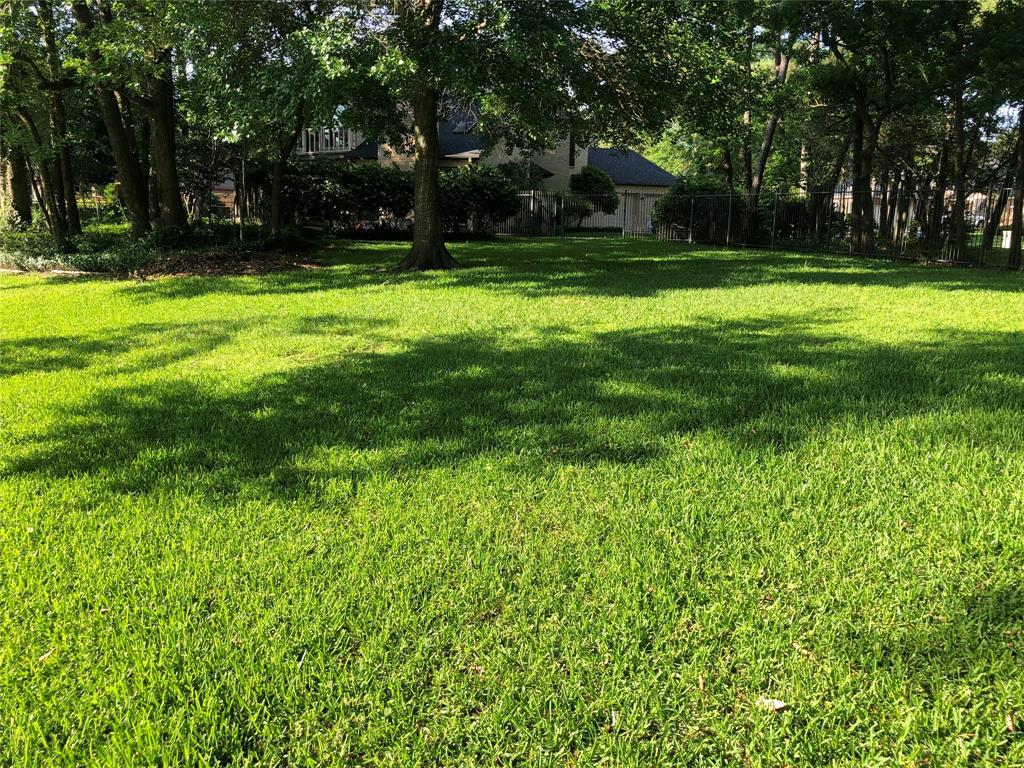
1, 239, 1023, 766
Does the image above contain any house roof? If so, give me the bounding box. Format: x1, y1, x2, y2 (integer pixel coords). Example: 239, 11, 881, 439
437, 117, 487, 158
586, 147, 676, 187
348, 141, 379, 159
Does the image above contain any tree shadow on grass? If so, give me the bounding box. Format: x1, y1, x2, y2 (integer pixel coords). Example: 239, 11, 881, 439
0, 321, 253, 379
125, 239, 1024, 303
6, 313, 1024, 497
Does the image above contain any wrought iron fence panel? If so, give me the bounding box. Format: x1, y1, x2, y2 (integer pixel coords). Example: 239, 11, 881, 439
493, 187, 1020, 269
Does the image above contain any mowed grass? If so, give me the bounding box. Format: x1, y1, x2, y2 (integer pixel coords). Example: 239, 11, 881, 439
2, 239, 1023, 766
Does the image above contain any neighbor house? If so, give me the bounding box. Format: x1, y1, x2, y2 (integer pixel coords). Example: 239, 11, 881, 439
295, 112, 676, 195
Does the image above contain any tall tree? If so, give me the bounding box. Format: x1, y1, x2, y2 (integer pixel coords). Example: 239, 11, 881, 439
70, 0, 152, 237
314, 0, 690, 269
176, 0, 338, 238
39, 0, 81, 234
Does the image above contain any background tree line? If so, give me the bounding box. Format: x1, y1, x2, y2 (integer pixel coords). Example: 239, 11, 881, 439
646, 0, 1024, 266
2, 0, 1023, 269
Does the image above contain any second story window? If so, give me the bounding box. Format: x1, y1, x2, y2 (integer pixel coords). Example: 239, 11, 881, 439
569, 133, 576, 167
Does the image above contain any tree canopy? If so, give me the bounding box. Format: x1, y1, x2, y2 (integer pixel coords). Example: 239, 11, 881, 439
2, 0, 1023, 268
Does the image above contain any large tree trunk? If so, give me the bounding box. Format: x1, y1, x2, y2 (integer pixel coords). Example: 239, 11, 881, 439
269, 102, 306, 238
55, 102, 81, 235
1009, 107, 1024, 270
924, 114, 952, 257
943, 86, 969, 262
876, 163, 890, 244
740, 25, 754, 197
16, 108, 70, 249
884, 172, 901, 240
5, 148, 34, 226
850, 111, 878, 255
268, 157, 289, 239
893, 174, 915, 251
982, 186, 1009, 255
397, 80, 459, 271
71, 1, 151, 239
720, 143, 734, 188
744, 49, 791, 241
40, 0, 81, 235
145, 58, 188, 229
811, 131, 851, 242
799, 32, 819, 195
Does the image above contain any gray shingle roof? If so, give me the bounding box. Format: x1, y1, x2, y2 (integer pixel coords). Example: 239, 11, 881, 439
586, 147, 676, 187
348, 141, 379, 159
437, 118, 487, 157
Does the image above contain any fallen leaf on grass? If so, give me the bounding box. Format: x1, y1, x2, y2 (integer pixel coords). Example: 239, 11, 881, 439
756, 696, 788, 713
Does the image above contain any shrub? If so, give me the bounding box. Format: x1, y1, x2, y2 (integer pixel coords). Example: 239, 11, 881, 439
569, 165, 619, 216
440, 163, 521, 234
284, 159, 520, 235
285, 161, 414, 229
0, 222, 155, 273
560, 193, 595, 229
651, 175, 747, 242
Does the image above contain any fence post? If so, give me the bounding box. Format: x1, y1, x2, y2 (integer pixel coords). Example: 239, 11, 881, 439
771, 191, 778, 251
688, 195, 695, 244
726, 193, 733, 247
621, 192, 627, 239
561, 191, 569, 239
980, 185, 993, 266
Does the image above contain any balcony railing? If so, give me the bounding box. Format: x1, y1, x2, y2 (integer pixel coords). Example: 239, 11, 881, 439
298, 127, 357, 155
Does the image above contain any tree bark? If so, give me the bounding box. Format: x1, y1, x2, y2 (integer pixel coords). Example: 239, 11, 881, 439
943, 86, 969, 262
40, 0, 81, 235
720, 143, 734, 188
982, 186, 1008, 255
849, 110, 880, 255
16, 109, 70, 249
71, 1, 151, 239
145, 57, 188, 229
745, 49, 791, 240
398, 79, 459, 270
924, 113, 953, 257
894, 174, 915, 249
812, 131, 851, 241
884, 172, 900, 239
876, 163, 890, 243
740, 25, 754, 197
5, 148, 34, 225
1009, 106, 1024, 270
269, 102, 306, 238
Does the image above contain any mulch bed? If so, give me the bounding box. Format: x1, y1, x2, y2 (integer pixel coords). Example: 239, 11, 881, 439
131, 250, 325, 279
2, 250, 325, 280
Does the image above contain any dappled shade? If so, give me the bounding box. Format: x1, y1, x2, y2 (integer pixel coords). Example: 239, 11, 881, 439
2, 243, 1023, 764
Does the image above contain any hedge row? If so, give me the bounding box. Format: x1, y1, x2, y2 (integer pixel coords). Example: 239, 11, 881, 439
284, 161, 527, 234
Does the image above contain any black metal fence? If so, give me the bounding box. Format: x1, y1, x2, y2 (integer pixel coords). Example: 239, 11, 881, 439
495, 187, 1021, 268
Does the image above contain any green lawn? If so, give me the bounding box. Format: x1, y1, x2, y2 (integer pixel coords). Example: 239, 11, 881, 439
2, 239, 1023, 766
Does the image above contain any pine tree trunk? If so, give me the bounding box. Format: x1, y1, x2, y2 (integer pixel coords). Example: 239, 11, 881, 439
40, 0, 81, 234
850, 113, 865, 253
397, 80, 459, 271
982, 187, 1008, 254
812, 131, 851, 242
16, 108, 70, 249
1009, 108, 1024, 270
720, 144, 734, 188
146, 59, 189, 230
269, 103, 306, 239
6, 148, 34, 225
745, 50, 790, 242
740, 25, 754, 197
943, 86, 968, 262
71, 1, 151, 239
